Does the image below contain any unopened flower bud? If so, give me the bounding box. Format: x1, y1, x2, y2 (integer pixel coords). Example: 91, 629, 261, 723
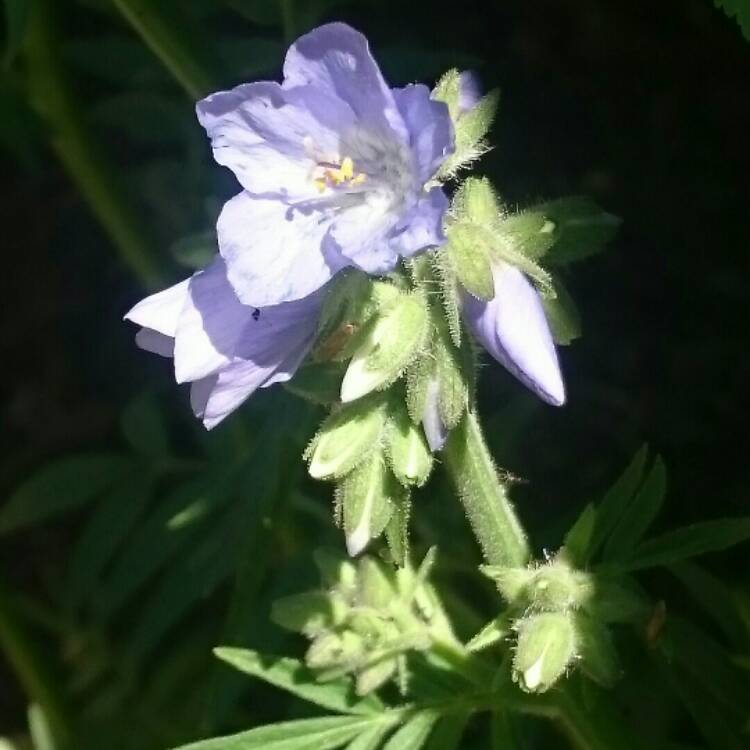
512, 612, 578, 693
341, 290, 429, 402
270, 592, 332, 636
307, 398, 386, 480
529, 561, 593, 612
338, 454, 399, 557
421, 376, 448, 452
386, 407, 433, 486
307, 630, 363, 671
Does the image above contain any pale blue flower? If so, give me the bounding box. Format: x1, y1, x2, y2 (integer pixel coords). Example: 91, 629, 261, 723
125, 23, 454, 428
197, 22, 454, 308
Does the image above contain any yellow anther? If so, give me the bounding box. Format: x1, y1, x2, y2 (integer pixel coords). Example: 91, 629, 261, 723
313, 156, 366, 192
340, 156, 354, 181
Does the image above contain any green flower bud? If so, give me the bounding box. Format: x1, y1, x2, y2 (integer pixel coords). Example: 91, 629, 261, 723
313, 548, 357, 591
341, 290, 429, 402
512, 612, 578, 693
481, 565, 537, 603
386, 406, 433, 487
337, 454, 399, 556
453, 177, 501, 226
270, 592, 332, 636
355, 657, 398, 696
307, 398, 386, 480
529, 561, 593, 612
445, 222, 495, 301
307, 630, 363, 671
356, 556, 398, 611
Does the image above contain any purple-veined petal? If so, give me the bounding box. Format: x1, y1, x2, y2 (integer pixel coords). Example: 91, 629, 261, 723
217, 191, 348, 307
387, 187, 448, 257
393, 84, 453, 183
462, 263, 565, 406
124, 278, 190, 337
135, 329, 174, 357
196, 81, 356, 201
283, 23, 408, 142
457, 71, 481, 114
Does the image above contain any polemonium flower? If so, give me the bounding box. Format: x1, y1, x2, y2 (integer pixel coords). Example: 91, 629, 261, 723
461, 262, 565, 406
126, 23, 454, 427
125, 258, 323, 428
197, 22, 454, 309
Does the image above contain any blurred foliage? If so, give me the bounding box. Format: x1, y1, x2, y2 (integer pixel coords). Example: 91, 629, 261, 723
1, 0, 750, 749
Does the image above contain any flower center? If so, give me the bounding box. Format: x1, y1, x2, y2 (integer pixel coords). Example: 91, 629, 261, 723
312, 156, 367, 194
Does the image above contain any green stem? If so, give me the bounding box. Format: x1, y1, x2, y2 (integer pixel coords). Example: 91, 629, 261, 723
0, 578, 71, 749
23, 0, 162, 288
443, 411, 530, 567
113, 0, 220, 100
280, 0, 297, 44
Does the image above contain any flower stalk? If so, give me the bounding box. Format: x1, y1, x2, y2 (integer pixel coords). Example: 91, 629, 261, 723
443, 410, 530, 567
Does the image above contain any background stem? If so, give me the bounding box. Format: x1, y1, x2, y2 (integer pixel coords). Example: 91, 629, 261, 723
23, 0, 163, 288
443, 411, 530, 567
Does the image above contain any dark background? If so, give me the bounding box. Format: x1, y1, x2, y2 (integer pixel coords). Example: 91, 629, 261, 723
1, 0, 749, 745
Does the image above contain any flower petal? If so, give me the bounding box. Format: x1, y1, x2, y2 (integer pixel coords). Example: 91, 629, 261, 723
173, 258, 255, 383
462, 263, 565, 406
196, 81, 355, 200
135, 329, 174, 357
283, 23, 407, 141
188, 288, 323, 429
217, 191, 347, 307
387, 187, 448, 258
393, 84, 453, 183
124, 278, 190, 336
457, 71, 481, 114
422, 377, 448, 452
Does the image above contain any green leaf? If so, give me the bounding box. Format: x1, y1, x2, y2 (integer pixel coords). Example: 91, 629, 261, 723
343, 724, 394, 750
602, 456, 667, 562
669, 561, 748, 645
213, 648, 384, 716
128, 507, 240, 661
94, 473, 232, 620
27, 705, 55, 750
170, 716, 382, 750
424, 713, 469, 750
66, 471, 156, 609
120, 390, 171, 458
563, 503, 597, 566
382, 710, 439, 750
715, 0, 750, 41
538, 197, 620, 266
113, 0, 221, 98
0, 454, 133, 534
586, 445, 648, 562
617, 517, 750, 571
541, 278, 582, 345
2, 0, 29, 67
664, 616, 750, 720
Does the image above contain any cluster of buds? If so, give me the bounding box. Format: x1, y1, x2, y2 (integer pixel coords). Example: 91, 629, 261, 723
303, 268, 473, 558
271, 549, 455, 695
474, 554, 644, 693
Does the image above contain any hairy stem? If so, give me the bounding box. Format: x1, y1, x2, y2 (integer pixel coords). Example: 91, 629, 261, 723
443, 411, 530, 567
